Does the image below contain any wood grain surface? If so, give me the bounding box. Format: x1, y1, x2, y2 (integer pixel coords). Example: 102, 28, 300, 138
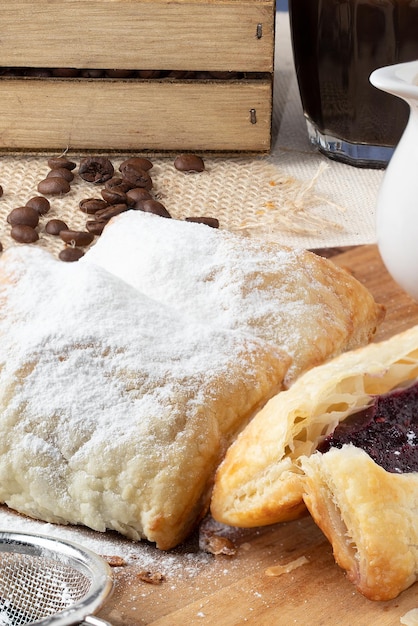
96, 244, 418, 626
0, 1, 275, 72
0, 79, 272, 152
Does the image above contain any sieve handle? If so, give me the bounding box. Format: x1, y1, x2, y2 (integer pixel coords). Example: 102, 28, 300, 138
82, 616, 113, 626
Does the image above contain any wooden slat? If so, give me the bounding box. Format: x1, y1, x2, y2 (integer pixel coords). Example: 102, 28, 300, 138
0, 77, 272, 151
0, 1, 275, 72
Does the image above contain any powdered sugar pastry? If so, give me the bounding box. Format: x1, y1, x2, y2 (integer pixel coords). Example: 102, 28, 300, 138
0, 245, 288, 549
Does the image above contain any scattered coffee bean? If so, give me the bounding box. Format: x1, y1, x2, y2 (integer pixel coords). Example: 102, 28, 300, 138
59, 247, 85, 262
47, 156, 76, 171
26, 196, 51, 215
79, 198, 109, 214
79, 156, 114, 184
11, 224, 39, 243
104, 176, 134, 193
121, 166, 153, 190
7, 206, 39, 228
37, 177, 71, 195
185, 216, 219, 228
45, 219, 69, 235
0, 242, 3, 252
138, 199, 171, 218
59, 230, 95, 247
126, 187, 153, 205
95, 203, 129, 222
174, 153, 205, 172
0, 185, 3, 198
86, 220, 107, 235
46, 167, 74, 182
119, 157, 153, 173
100, 188, 128, 205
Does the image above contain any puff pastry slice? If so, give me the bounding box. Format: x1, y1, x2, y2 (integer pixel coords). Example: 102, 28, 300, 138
301, 445, 418, 601
82, 212, 384, 384
211, 324, 418, 528
0, 246, 289, 549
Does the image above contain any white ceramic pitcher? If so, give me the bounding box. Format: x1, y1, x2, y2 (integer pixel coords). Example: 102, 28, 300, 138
370, 60, 418, 300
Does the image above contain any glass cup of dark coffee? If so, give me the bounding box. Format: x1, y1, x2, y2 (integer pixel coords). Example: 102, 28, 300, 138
288, 0, 418, 168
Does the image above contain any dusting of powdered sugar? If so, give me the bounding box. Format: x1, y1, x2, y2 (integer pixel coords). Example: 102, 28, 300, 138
0, 245, 285, 547
82, 212, 345, 381
82, 212, 310, 349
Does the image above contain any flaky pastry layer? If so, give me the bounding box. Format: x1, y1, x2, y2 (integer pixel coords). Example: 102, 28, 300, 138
301, 445, 418, 601
211, 324, 418, 528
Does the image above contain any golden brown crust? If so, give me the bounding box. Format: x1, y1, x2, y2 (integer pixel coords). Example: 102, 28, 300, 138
301, 446, 418, 601
211, 324, 418, 528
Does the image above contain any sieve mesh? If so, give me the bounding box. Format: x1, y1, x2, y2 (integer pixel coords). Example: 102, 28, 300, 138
0, 532, 114, 626
0, 552, 92, 624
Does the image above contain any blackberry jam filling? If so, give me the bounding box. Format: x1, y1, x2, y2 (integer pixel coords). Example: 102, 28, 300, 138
318, 380, 418, 473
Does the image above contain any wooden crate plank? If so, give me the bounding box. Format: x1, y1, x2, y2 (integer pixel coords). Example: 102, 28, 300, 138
0, 78, 272, 151
0, 1, 275, 72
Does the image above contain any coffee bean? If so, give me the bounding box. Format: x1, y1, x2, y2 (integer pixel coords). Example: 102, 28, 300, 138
138, 199, 171, 218
7, 206, 39, 228
47, 156, 76, 170
120, 165, 153, 190
59, 247, 85, 262
59, 230, 95, 246
86, 220, 106, 235
37, 177, 71, 195
79, 198, 109, 214
174, 154, 205, 172
119, 157, 153, 173
185, 216, 219, 228
100, 188, 127, 205
26, 196, 50, 215
79, 156, 114, 184
95, 203, 129, 222
126, 187, 153, 206
45, 219, 69, 235
0, 242, 3, 252
0, 185, 3, 198
46, 167, 74, 182
104, 176, 134, 193
11, 224, 39, 243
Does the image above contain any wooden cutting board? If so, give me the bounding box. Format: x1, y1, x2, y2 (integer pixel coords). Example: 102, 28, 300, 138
97, 244, 418, 626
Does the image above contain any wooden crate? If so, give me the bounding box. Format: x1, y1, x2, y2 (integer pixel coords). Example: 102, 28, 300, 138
0, 0, 276, 152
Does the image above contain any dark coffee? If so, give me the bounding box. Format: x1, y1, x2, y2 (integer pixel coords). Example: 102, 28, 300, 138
289, 0, 418, 166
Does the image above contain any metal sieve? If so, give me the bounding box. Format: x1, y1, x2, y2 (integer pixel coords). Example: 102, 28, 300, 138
0, 530, 114, 626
